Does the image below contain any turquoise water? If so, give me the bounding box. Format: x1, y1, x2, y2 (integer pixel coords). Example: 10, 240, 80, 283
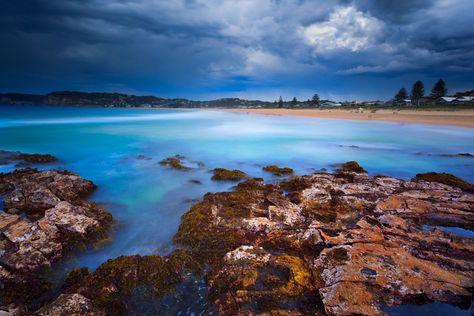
1, 105, 473, 314
0, 105, 473, 271
0, 106, 474, 314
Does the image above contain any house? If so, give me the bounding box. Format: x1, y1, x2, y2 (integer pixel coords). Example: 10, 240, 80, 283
457, 96, 474, 102
320, 100, 342, 107
437, 97, 457, 103
435, 96, 474, 104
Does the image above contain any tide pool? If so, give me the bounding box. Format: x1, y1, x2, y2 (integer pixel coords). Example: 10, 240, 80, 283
0, 105, 473, 272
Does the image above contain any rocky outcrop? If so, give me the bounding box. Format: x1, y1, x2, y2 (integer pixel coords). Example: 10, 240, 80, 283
159, 155, 204, 171
414, 172, 474, 193
35, 164, 474, 315
159, 155, 191, 171
0, 169, 112, 309
262, 165, 294, 176
174, 166, 474, 315
211, 168, 247, 181
0, 150, 57, 167
39, 249, 206, 315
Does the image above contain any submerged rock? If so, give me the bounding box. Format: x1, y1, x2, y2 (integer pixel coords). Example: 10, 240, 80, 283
0, 169, 112, 309
211, 168, 247, 181
263, 165, 294, 176
0, 150, 57, 167
439, 152, 474, 158
159, 156, 191, 171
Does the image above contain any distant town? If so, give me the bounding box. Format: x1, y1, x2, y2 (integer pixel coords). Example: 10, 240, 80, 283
1, 79, 473, 109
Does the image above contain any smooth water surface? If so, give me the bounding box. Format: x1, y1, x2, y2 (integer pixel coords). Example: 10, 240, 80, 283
1, 105, 473, 270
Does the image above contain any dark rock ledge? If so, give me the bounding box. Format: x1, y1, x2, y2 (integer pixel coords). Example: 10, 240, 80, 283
0, 168, 112, 313
33, 163, 473, 316
0, 150, 57, 168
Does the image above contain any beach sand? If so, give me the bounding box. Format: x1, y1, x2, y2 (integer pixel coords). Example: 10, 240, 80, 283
226, 108, 474, 128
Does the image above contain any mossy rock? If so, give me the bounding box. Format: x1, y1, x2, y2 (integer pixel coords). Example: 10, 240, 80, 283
159, 156, 191, 171
173, 202, 243, 263
81, 255, 181, 315
336, 161, 366, 173
62, 267, 90, 292
173, 178, 273, 262
211, 168, 247, 181
413, 172, 474, 192
263, 165, 294, 176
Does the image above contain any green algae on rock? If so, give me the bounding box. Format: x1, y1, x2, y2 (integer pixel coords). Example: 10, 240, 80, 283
211, 168, 247, 181
40, 250, 208, 315
159, 155, 191, 171
336, 160, 367, 173
262, 165, 294, 176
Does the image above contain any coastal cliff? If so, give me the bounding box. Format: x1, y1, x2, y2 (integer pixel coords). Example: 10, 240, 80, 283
0, 91, 274, 108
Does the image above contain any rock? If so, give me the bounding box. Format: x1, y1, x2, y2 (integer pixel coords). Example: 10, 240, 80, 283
0, 169, 112, 310
211, 168, 247, 181
439, 153, 474, 158
0, 150, 57, 167
172, 162, 474, 314
36, 293, 104, 316
159, 155, 191, 170
27, 161, 474, 315
263, 165, 294, 176
136, 154, 152, 160
208, 246, 317, 315
336, 161, 367, 173
0, 169, 96, 214
41, 250, 205, 315
316, 242, 472, 315
413, 172, 474, 193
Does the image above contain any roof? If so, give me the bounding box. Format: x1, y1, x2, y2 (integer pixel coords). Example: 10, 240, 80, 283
440, 97, 457, 102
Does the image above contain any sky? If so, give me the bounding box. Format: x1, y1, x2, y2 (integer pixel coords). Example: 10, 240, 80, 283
1, 0, 473, 101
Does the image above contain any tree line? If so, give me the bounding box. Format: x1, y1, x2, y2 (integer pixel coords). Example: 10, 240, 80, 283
394, 79, 447, 105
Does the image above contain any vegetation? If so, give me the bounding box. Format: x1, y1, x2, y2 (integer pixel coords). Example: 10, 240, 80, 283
410, 80, 425, 105
311, 94, 320, 107
431, 79, 447, 98
1, 86, 473, 110
393, 87, 408, 104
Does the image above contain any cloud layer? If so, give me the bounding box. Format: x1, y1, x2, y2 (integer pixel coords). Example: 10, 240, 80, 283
0, 0, 473, 100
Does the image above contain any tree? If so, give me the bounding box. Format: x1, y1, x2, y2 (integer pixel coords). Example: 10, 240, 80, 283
311, 94, 320, 107
291, 97, 298, 107
430, 79, 447, 98
394, 88, 408, 104
278, 96, 284, 108
410, 80, 424, 105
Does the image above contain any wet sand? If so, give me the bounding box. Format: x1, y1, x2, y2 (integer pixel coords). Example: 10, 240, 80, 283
225, 108, 474, 128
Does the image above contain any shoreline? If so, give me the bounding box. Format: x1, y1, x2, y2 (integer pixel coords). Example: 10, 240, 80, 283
223, 108, 474, 128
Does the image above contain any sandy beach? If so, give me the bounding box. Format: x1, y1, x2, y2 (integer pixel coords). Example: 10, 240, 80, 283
226, 108, 474, 128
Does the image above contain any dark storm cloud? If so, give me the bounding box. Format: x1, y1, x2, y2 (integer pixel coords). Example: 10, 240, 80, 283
0, 0, 473, 100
